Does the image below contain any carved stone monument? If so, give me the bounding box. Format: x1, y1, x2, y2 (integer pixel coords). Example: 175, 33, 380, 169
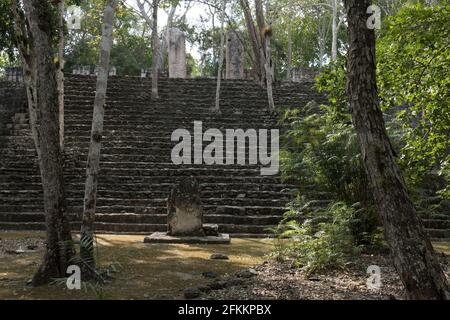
225, 31, 244, 79
144, 177, 230, 244
168, 28, 187, 78
167, 177, 204, 236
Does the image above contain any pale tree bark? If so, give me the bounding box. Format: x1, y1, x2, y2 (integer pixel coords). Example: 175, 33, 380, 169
57, 0, 65, 150
345, 0, 450, 299
331, 0, 338, 61
208, 4, 217, 69
11, 0, 40, 160
331, 0, 343, 62
254, 0, 265, 44
20, 0, 74, 286
81, 0, 118, 273
255, 0, 267, 86
156, 4, 177, 72
214, 0, 227, 113
286, 0, 293, 80
239, 0, 263, 82
264, 0, 275, 110
136, 0, 152, 26
136, 0, 179, 74
151, 0, 159, 99
317, 18, 327, 67
314, 5, 330, 67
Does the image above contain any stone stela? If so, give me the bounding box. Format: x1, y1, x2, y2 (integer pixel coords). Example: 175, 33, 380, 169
144, 177, 230, 244
226, 31, 244, 79
168, 28, 187, 79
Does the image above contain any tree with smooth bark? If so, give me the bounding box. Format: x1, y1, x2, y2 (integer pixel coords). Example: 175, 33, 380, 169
239, 0, 264, 83
81, 0, 118, 274
344, 0, 450, 299
286, 0, 293, 80
213, 0, 226, 113
11, 0, 40, 159
16, 0, 74, 286
264, 0, 275, 110
151, 0, 159, 99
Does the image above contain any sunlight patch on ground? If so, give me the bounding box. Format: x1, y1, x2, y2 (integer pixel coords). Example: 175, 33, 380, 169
0, 231, 273, 300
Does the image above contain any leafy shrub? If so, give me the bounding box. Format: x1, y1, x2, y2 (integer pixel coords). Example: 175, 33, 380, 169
274, 60, 384, 274
278, 73, 380, 245
271, 201, 383, 276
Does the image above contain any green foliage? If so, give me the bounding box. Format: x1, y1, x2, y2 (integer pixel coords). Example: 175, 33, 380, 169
271, 201, 378, 275
377, 2, 450, 197
274, 2, 450, 275
0, 0, 15, 61
279, 63, 374, 211
274, 58, 384, 274
65, 0, 151, 75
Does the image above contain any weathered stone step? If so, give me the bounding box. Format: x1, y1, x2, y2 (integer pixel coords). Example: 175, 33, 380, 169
0, 174, 284, 185
0, 220, 276, 235
1, 153, 274, 163
0, 204, 285, 215
2, 166, 272, 174
0, 182, 295, 193
1, 196, 288, 207
0, 212, 281, 225
0, 189, 293, 199
2, 160, 267, 170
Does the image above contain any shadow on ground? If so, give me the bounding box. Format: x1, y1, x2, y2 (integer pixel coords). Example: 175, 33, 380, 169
0, 231, 273, 300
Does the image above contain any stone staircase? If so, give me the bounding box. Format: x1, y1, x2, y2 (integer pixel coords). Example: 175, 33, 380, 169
0, 75, 326, 236
2, 75, 448, 240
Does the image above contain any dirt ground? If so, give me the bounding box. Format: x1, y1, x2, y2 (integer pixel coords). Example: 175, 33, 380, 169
1, 231, 449, 300
0, 231, 271, 299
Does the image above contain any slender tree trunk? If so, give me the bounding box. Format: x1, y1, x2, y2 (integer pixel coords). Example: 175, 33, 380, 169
239, 0, 262, 82
11, 0, 40, 160
264, 0, 274, 110
156, 4, 176, 73
214, 0, 227, 113
255, 0, 267, 86
318, 23, 325, 67
151, 0, 159, 99
286, 0, 293, 80
57, 0, 65, 150
81, 0, 117, 273
211, 10, 216, 71
345, 0, 450, 299
331, 0, 338, 62
21, 0, 74, 287
254, 0, 265, 47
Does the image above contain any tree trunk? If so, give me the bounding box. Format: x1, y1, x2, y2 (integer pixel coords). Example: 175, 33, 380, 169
214, 0, 227, 113
331, 0, 338, 62
254, 0, 265, 50
344, 0, 450, 300
151, 0, 159, 99
239, 0, 262, 82
11, 0, 40, 160
318, 24, 325, 67
21, 0, 74, 287
286, 0, 293, 80
57, 0, 65, 150
264, 0, 275, 110
255, 0, 267, 86
81, 0, 117, 273
156, 4, 176, 73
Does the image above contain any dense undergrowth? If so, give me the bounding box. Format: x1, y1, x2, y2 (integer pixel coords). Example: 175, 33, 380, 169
272, 2, 449, 275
